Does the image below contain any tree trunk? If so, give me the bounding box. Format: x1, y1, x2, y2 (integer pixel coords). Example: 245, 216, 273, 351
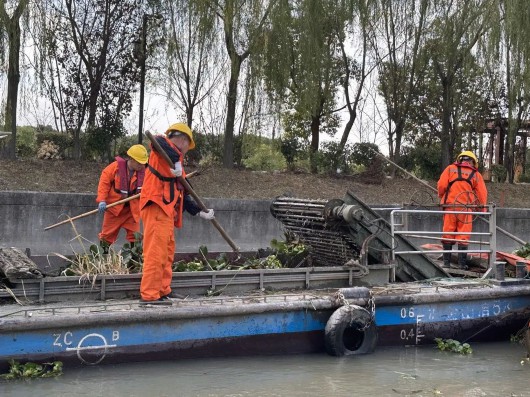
87, 90, 98, 128
440, 81, 453, 169
309, 114, 320, 174
5, 21, 21, 159
223, 54, 242, 168
506, 122, 517, 183
505, 42, 515, 183
187, 107, 194, 129
393, 121, 404, 166
0, 0, 29, 159
339, 113, 354, 148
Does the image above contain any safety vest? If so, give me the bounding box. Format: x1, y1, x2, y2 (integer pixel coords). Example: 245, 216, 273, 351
442, 164, 476, 204
438, 162, 487, 207
140, 137, 186, 228
114, 156, 144, 198
96, 158, 143, 221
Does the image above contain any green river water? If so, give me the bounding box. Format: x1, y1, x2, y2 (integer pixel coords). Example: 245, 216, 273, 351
1, 342, 529, 396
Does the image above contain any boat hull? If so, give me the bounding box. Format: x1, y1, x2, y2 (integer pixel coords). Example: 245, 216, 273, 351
1, 281, 530, 370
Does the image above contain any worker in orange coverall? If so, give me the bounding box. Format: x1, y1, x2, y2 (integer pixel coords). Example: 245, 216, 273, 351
96, 144, 149, 252
139, 123, 214, 305
437, 150, 488, 270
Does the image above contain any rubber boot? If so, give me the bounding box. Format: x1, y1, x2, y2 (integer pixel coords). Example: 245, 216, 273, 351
442, 244, 453, 267
457, 245, 468, 270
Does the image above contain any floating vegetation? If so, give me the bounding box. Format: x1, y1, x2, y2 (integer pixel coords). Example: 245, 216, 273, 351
242, 255, 283, 269
513, 243, 530, 259
60, 233, 307, 275
172, 246, 283, 272
271, 231, 310, 268
434, 338, 472, 354
0, 359, 63, 380
510, 329, 527, 343
120, 232, 143, 273
271, 232, 308, 256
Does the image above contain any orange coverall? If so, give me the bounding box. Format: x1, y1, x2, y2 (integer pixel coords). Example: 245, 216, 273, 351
139, 136, 200, 301
96, 159, 143, 244
437, 162, 488, 246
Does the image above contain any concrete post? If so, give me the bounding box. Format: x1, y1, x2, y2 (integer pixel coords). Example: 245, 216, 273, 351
495, 261, 505, 281
516, 260, 527, 279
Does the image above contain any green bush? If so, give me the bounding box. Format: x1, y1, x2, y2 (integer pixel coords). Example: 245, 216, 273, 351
280, 136, 303, 170
399, 144, 441, 180
195, 132, 223, 165
84, 117, 127, 162
16, 126, 37, 157
114, 135, 142, 158
241, 134, 265, 159
350, 142, 380, 168
491, 164, 507, 182
242, 143, 286, 171
316, 142, 351, 174
293, 157, 311, 172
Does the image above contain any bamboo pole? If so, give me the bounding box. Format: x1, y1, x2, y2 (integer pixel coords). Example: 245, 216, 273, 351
44, 194, 139, 231
372, 149, 527, 246
145, 130, 239, 252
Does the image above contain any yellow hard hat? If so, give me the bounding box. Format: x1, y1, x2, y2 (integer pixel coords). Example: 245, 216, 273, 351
457, 150, 478, 167
165, 123, 195, 150
127, 144, 148, 164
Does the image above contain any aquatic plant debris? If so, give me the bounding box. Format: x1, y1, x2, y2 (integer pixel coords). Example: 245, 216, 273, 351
0, 359, 63, 380
434, 338, 472, 354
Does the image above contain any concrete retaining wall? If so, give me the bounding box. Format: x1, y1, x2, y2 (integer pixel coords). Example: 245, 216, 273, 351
0, 191, 284, 255
1, 191, 528, 256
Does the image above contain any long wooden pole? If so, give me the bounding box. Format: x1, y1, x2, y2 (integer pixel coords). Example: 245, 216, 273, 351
372, 150, 527, 246
145, 131, 239, 252
44, 194, 139, 231
44, 170, 199, 231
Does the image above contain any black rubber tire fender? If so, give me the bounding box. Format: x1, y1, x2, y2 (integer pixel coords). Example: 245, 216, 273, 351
324, 304, 378, 357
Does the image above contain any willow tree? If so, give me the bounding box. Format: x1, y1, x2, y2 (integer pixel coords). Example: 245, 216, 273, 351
424, 0, 494, 169
483, 0, 530, 182
259, 0, 347, 173
191, 0, 278, 168
0, 0, 29, 159
163, 0, 224, 128
374, 0, 428, 166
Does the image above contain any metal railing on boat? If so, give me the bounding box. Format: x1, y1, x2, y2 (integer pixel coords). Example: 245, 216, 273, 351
0, 265, 394, 303
390, 205, 496, 281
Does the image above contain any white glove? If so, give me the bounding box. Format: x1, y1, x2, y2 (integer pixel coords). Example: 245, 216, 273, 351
199, 209, 215, 220
171, 161, 183, 177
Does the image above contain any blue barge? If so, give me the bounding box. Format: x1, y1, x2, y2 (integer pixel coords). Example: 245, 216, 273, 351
1, 191, 530, 369
1, 279, 529, 370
